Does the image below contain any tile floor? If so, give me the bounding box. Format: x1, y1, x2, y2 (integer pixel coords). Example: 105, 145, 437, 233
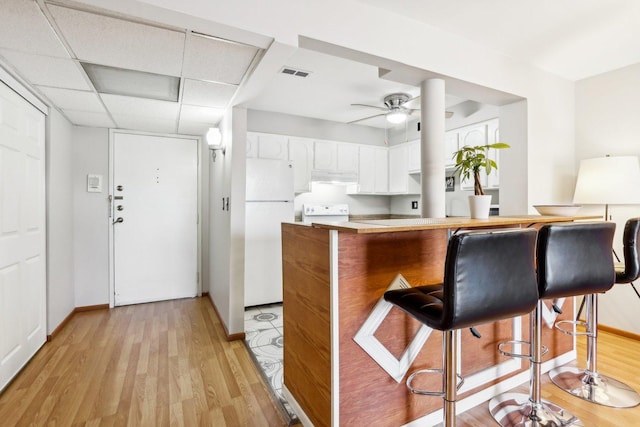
244, 304, 298, 424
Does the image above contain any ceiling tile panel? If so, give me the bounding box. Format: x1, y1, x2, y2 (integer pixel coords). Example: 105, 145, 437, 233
37, 87, 105, 112
182, 79, 237, 108
178, 121, 213, 137
180, 105, 224, 124
112, 114, 178, 134
48, 4, 185, 77
182, 34, 259, 84
101, 94, 179, 120
63, 110, 115, 128
0, 50, 91, 90
0, 0, 69, 57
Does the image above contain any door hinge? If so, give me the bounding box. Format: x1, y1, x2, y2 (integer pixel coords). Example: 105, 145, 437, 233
197, 272, 200, 283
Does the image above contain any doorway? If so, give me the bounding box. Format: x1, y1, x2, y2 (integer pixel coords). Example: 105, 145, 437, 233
110, 132, 199, 306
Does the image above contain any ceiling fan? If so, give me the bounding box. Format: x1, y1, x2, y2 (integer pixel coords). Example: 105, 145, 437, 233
348, 92, 453, 125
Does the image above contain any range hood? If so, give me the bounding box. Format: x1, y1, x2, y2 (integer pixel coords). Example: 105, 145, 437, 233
310, 170, 358, 185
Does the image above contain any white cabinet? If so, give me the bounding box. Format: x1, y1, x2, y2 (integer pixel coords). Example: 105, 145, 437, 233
374, 148, 389, 193
352, 145, 388, 194
313, 140, 359, 172
258, 134, 288, 160
407, 140, 421, 173
389, 145, 408, 193
313, 140, 337, 170
247, 132, 288, 160
289, 138, 314, 193
389, 143, 421, 194
458, 123, 488, 191
486, 119, 500, 189
445, 131, 459, 168
337, 143, 359, 172
246, 133, 257, 158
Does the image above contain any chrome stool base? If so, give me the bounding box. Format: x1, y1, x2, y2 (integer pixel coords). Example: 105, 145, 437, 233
489, 393, 583, 426
549, 366, 640, 408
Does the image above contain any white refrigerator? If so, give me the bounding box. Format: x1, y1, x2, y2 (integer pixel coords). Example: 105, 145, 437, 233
245, 158, 294, 307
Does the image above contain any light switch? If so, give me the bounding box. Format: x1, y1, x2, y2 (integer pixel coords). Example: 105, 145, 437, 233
87, 174, 102, 193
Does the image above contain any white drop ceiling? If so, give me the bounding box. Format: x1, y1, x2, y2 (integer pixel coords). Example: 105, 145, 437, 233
0, 0, 261, 135
1, 0, 639, 135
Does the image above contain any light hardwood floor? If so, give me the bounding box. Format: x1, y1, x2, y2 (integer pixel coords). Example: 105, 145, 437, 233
0, 297, 287, 426
1, 297, 639, 426
457, 328, 640, 426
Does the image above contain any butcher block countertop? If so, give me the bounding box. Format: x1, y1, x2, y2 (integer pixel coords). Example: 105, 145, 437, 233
303, 214, 601, 234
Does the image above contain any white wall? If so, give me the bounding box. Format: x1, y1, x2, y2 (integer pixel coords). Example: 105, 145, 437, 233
209, 107, 247, 335
46, 107, 75, 333
72, 127, 110, 307
575, 63, 640, 334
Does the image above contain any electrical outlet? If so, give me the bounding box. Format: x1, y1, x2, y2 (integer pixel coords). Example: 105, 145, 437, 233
411, 201, 418, 209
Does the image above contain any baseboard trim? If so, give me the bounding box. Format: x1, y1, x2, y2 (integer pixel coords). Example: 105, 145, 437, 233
47, 304, 110, 341
599, 323, 640, 341
75, 304, 109, 312
205, 295, 245, 342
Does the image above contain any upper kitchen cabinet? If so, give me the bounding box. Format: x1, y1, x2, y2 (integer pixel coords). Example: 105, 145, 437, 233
445, 131, 459, 168
407, 140, 421, 174
349, 145, 388, 194
247, 132, 289, 160
289, 138, 314, 193
486, 118, 500, 189
388, 144, 420, 194
313, 140, 359, 172
455, 119, 501, 191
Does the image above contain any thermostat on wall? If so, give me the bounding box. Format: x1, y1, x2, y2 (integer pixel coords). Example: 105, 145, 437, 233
87, 174, 102, 193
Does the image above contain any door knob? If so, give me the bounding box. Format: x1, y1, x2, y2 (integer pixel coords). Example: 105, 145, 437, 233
113, 217, 124, 224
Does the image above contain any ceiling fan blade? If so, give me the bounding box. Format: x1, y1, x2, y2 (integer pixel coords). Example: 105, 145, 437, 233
347, 113, 386, 124
350, 103, 389, 111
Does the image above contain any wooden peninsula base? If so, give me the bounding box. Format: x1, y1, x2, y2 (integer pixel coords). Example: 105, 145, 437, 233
282, 216, 595, 426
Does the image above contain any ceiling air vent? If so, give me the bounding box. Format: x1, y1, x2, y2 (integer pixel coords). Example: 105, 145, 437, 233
280, 67, 310, 77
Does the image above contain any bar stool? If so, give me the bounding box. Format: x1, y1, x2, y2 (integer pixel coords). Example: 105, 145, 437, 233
490, 222, 614, 426
548, 219, 640, 408
384, 228, 539, 427
614, 217, 640, 285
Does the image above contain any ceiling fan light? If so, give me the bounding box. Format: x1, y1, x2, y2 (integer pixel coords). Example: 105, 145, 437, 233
386, 111, 407, 124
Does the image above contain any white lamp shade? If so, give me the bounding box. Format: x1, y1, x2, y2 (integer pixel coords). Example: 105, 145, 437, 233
573, 156, 640, 205
206, 127, 222, 148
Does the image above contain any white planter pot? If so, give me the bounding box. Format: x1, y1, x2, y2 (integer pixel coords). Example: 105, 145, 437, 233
468, 195, 492, 219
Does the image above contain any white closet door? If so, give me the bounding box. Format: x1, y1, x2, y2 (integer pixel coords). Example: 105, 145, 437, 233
0, 80, 47, 392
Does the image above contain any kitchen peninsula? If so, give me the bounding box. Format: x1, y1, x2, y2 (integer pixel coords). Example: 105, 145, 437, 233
281, 215, 598, 427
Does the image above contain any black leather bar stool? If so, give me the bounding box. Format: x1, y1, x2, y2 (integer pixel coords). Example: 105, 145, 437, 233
615, 217, 640, 285
490, 222, 617, 425
548, 219, 640, 408
384, 228, 539, 427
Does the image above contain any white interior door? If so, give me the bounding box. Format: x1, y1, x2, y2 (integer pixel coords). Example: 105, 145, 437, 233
0, 80, 46, 391
112, 133, 198, 306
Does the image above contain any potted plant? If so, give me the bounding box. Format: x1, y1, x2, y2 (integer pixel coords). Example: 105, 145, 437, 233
452, 142, 510, 218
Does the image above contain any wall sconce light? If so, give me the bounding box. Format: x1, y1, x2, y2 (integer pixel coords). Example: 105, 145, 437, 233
207, 127, 225, 161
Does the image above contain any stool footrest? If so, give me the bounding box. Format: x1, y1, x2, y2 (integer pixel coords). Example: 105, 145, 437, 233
497, 340, 549, 359
554, 320, 591, 337
406, 368, 464, 396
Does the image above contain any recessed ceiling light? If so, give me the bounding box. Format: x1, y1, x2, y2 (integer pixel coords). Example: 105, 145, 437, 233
81, 62, 180, 102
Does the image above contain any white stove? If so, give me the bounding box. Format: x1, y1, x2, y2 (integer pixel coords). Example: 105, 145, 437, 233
302, 204, 350, 223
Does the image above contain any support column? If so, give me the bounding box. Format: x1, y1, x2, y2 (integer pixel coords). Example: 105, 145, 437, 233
420, 79, 446, 218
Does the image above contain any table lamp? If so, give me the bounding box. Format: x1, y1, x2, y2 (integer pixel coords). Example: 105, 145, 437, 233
573, 155, 640, 220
